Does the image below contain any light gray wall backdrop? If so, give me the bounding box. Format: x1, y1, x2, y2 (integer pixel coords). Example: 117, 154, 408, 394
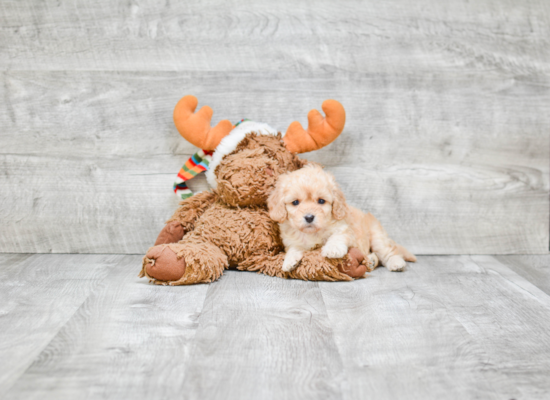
1, 0, 548, 254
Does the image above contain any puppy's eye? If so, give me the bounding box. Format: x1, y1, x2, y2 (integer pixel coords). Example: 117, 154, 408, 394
318, 199, 326, 204
292, 200, 300, 206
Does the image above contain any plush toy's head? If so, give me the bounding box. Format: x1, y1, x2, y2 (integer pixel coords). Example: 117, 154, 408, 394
173, 96, 346, 207
214, 131, 304, 207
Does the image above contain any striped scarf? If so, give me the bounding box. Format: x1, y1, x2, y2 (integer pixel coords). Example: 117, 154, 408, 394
173, 119, 250, 199
173, 149, 214, 199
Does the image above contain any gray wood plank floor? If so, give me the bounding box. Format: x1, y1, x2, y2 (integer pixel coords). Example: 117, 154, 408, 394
1, 1, 548, 254
1, 254, 550, 399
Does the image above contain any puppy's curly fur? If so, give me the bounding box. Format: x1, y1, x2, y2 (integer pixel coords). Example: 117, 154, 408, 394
268, 164, 416, 273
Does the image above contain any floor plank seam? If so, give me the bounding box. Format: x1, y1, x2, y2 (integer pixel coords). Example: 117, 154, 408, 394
317, 281, 350, 400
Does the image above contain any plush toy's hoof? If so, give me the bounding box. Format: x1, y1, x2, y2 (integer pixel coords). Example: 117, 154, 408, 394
338, 248, 368, 278
154, 222, 185, 245
145, 245, 186, 281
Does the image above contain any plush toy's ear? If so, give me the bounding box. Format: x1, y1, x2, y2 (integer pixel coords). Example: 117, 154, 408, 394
267, 178, 288, 223
173, 95, 234, 150
283, 99, 345, 153
331, 180, 348, 221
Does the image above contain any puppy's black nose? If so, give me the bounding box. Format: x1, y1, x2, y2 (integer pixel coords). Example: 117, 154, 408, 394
304, 214, 315, 223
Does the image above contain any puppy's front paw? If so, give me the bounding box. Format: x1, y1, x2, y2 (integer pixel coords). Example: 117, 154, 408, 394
282, 253, 302, 272
386, 256, 406, 272
321, 242, 348, 259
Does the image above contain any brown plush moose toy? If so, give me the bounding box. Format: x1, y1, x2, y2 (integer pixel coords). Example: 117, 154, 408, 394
138, 95, 369, 285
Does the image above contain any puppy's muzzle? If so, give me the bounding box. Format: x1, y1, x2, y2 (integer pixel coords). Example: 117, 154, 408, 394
304, 214, 315, 224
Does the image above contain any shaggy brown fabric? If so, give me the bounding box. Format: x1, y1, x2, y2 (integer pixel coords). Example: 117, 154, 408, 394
166, 191, 218, 231
239, 247, 370, 281
216, 133, 304, 207
239, 250, 350, 281
140, 133, 363, 286
190, 202, 283, 264
235, 133, 304, 172
140, 236, 228, 285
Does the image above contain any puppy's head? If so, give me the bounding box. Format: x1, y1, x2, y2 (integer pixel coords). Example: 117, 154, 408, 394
267, 163, 347, 233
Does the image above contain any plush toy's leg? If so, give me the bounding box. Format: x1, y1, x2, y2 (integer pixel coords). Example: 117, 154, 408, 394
139, 233, 228, 285
344, 248, 375, 277
151, 191, 218, 247
240, 248, 369, 281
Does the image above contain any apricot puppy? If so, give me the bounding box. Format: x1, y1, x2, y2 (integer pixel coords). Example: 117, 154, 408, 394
268, 164, 416, 273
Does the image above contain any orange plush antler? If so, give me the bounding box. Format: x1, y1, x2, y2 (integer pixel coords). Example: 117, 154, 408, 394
283, 100, 346, 153
173, 95, 234, 150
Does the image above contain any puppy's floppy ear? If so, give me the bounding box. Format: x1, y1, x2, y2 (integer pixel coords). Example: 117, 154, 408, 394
268, 178, 288, 223
331, 180, 348, 221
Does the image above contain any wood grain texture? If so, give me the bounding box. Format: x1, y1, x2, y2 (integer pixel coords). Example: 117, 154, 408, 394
0, 0, 549, 254
2, 254, 209, 400
0, 253, 120, 396
179, 271, 343, 400
1, 71, 547, 254
3, 254, 550, 399
320, 255, 550, 399
1, 0, 549, 73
